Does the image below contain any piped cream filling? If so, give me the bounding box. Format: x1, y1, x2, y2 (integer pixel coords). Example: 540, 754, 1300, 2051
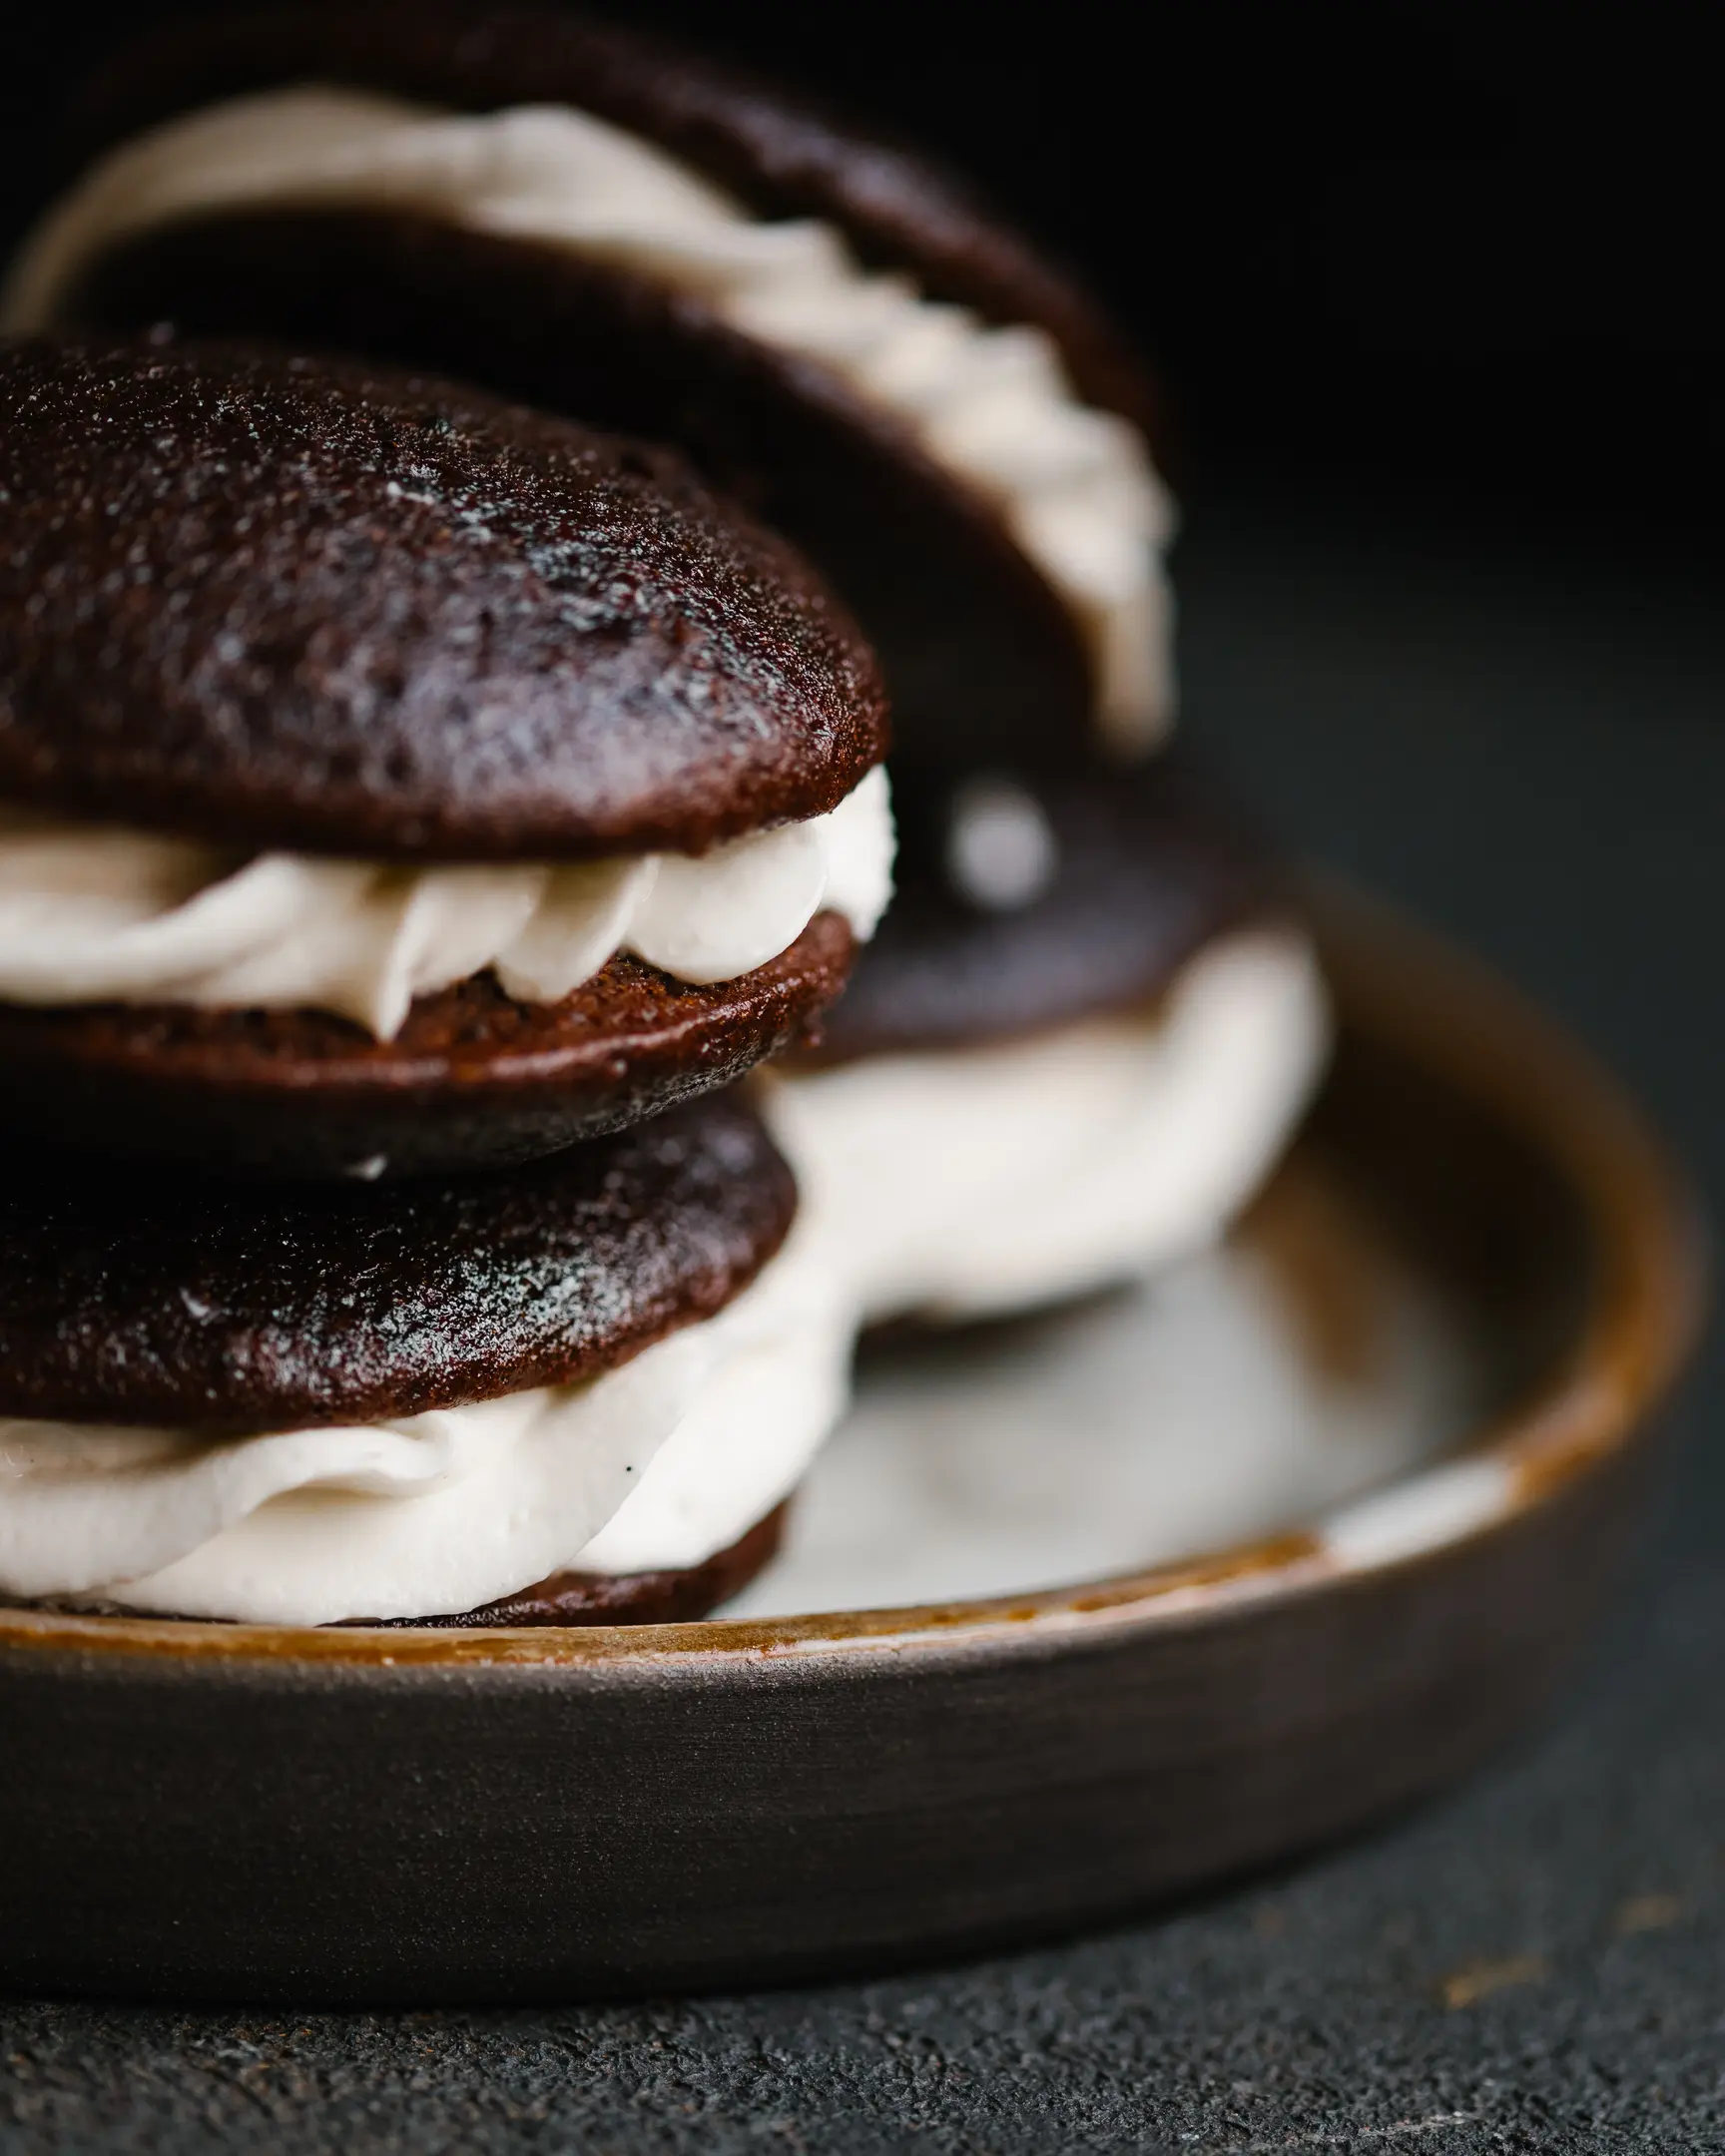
0, 1233, 851, 1626
763, 929, 1331, 1324
0, 766, 892, 1036
3, 88, 1176, 752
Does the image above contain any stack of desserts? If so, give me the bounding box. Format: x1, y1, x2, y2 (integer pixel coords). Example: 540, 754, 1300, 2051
0, 5, 1330, 1628
0, 337, 892, 1625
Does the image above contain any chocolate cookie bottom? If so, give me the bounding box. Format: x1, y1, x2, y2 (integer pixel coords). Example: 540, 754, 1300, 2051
20, 1504, 790, 1631
360, 1503, 789, 1629
0, 913, 854, 1179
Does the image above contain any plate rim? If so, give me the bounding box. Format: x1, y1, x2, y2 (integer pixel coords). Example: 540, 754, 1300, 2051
1, 880, 1703, 1674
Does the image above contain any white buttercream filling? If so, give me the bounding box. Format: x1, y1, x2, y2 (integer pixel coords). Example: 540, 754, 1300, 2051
763, 929, 1331, 1324
3, 88, 1176, 752
574, 1220, 853, 1575
0, 1234, 852, 1625
0, 766, 891, 1036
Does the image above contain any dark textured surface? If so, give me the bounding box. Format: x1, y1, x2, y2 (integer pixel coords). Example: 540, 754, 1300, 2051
0, 336, 885, 856
1, 510, 1720, 2145
810, 754, 1283, 1060
67, 208, 1091, 764
0, 1089, 792, 1428
70, 0, 1155, 431
0, 909, 855, 1179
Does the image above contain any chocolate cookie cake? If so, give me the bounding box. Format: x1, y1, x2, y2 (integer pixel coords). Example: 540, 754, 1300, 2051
0, 335, 893, 1177
766, 757, 1328, 1322
0, 1091, 851, 1625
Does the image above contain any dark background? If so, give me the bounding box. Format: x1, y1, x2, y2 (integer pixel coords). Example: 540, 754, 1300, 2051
4, 2, 1722, 545
4, 9, 1725, 2150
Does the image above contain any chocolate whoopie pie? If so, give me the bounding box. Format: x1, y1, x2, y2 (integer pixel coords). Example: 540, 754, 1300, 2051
0, 1091, 801, 1625
764, 759, 1330, 1327
66, 4, 1154, 427
0, 335, 890, 1177
13, 1, 1174, 760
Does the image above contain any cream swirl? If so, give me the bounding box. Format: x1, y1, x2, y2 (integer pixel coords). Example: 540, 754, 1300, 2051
765, 930, 1331, 1324
0, 766, 892, 1036
2, 89, 1175, 753
0, 1234, 851, 1625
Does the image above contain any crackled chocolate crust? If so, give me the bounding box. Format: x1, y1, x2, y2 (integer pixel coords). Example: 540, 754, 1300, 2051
805, 756, 1292, 1063
358, 1502, 788, 1629
65, 213, 1091, 763
0, 909, 855, 1180
0, 337, 886, 857
70, 2, 1156, 432
0, 1091, 794, 1430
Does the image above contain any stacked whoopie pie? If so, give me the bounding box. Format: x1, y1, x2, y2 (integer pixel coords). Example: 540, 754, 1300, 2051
0, 336, 892, 1625
5, 0, 1330, 1335
1, 3, 1332, 1631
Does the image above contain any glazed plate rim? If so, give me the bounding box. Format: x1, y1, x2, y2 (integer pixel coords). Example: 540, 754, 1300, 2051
0, 880, 1701, 1676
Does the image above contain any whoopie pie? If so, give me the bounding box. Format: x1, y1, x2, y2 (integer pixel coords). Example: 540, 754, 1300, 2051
0, 334, 892, 1178
7, 0, 1174, 760
764, 758, 1332, 1323
0, 1090, 840, 1626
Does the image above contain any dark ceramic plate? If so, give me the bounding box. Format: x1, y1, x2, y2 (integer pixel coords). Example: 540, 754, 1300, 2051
0, 888, 1699, 2005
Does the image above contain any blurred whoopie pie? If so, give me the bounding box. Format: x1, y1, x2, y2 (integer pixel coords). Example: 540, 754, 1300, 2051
0, 1090, 852, 1626
7, 1, 1174, 761
0, 335, 892, 1178
763, 758, 1330, 1324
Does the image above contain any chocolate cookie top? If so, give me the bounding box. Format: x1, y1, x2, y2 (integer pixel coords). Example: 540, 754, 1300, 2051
0, 1090, 793, 1430
70, 2, 1155, 433
0, 336, 886, 858
811, 756, 1289, 1061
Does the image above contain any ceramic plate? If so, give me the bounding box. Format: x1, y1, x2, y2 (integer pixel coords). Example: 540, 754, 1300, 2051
0, 888, 1699, 2003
